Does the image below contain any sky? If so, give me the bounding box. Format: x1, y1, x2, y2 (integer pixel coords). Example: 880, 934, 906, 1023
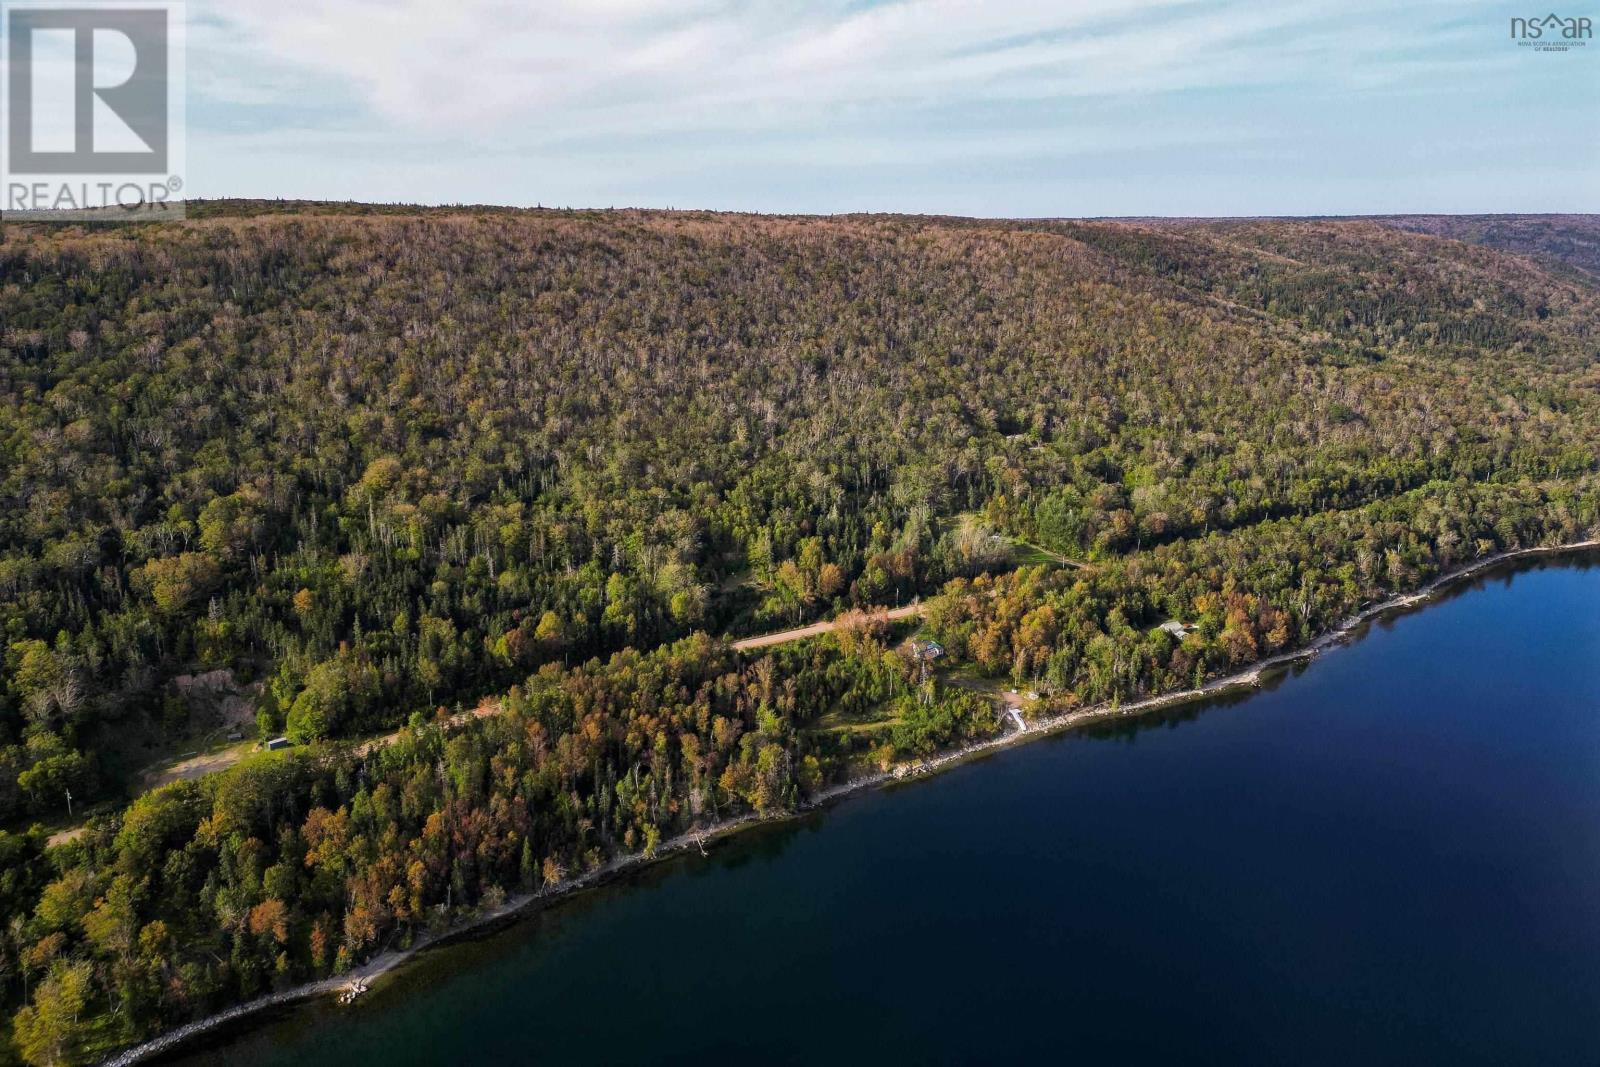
179, 0, 1596, 216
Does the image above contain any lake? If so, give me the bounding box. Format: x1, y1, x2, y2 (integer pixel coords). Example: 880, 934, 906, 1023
166, 554, 1600, 1066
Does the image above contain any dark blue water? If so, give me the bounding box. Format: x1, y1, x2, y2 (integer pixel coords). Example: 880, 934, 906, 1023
172, 555, 1600, 1066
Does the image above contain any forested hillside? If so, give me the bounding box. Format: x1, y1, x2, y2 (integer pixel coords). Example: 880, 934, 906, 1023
1366, 214, 1600, 282
1, 206, 1597, 1063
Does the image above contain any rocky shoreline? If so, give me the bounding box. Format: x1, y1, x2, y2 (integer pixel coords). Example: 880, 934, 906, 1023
98, 537, 1599, 1066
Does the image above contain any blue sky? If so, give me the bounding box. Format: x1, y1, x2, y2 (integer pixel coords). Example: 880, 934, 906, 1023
186, 0, 1598, 215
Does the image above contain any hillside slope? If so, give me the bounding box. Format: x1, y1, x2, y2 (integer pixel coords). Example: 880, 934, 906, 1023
2, 206, 1597, 809
1367, 213, 1600, 282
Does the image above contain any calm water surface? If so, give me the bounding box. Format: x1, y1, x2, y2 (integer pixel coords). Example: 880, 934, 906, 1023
170, 555, 1600, 1066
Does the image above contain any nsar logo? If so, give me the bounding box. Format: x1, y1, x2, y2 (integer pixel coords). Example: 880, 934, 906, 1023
1510, 12, 1593, 50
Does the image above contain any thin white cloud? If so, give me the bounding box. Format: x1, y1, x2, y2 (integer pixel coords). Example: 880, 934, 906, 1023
194, 0, 1475, 137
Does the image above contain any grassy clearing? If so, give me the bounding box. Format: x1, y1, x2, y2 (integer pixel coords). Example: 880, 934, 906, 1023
813, 695, 903, 735
1009, 539, 1080, 567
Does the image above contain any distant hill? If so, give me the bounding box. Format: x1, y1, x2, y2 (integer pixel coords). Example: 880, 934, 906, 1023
1097, 212, 1600, 283
1361, 214, 1600, 283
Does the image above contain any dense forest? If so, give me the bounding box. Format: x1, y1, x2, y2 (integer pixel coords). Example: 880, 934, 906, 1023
1, 205, 1597, 1063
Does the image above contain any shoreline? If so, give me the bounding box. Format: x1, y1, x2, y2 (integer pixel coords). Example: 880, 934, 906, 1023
845, 536, 1600, 787
99, 537, 1599, 1067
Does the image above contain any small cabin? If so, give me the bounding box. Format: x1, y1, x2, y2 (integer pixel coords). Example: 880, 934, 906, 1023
910, 639, 946, 660
265, 736, 292, 751
1157, 620, 1198, 639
